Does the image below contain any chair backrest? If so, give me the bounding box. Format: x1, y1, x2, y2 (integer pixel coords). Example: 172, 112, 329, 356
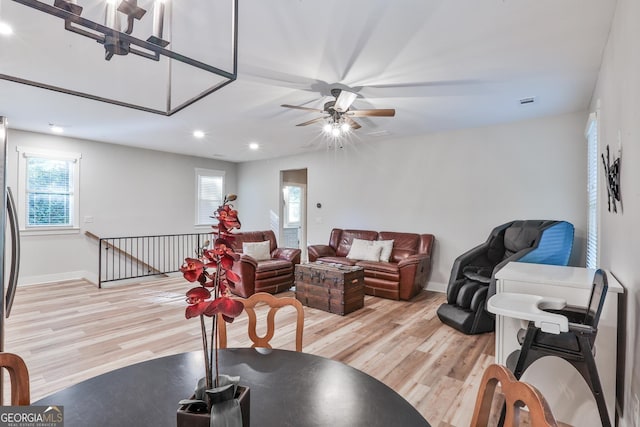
378, 231, 435, 262
516, 221, 574, 266
0, 352, 30, 405
486, 220, 574, 301
503, 221, 549, 258
330, 229, 378, 257
584, 269, 608, 327
231, 230, 278, 254
470, 364, 557, 427
218, 292, 304, 352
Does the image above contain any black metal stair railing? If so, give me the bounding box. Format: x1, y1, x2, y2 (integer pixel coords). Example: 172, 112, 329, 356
88, 231, 211, 288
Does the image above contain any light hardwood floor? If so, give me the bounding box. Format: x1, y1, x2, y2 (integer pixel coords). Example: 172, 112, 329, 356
5, 276, 498, 426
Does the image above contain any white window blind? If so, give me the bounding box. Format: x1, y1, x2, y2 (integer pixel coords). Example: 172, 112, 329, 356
26, 157, 75, 226
196, 169, 225, 225
17, 147, 81, 233
585, 113, 598, 268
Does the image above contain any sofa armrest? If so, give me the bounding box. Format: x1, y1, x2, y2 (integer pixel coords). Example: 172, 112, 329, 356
272, 247, 302, 264
397, 254, 432, 300
308, 244, 336, 262
449, 243, 491, 283
239, 254, 259, 268
397, 253, 429, 268
228, 256, 258, 298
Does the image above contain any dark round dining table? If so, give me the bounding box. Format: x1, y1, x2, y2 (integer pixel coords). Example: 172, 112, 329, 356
35, 348, 431, 426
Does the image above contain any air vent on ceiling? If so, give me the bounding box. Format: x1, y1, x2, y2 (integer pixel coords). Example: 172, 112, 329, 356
366, 130, 391, 137
519, 97, 536, 105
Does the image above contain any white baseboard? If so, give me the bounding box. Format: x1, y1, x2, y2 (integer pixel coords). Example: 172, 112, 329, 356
19, 270, 97, 286
18, 271, 178, 288
99, 274, 171, 288
425, 281, 447, 293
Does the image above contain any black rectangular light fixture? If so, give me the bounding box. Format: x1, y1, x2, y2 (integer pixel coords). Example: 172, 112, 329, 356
1, 0, 238, 115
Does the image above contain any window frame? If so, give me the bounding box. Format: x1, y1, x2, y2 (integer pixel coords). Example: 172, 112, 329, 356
195, 168, 225, 227
585, 111, 599, 269
16, 146, 81, 235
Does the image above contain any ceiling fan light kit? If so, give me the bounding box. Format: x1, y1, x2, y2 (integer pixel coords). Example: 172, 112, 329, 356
282, 87, 395, 138
0, 0, 238, 115
333, 89, 357, 112
322, 117, 351, 138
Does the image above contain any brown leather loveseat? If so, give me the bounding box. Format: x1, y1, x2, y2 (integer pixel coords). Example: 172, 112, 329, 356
227, 230, 301, 298
308, 228, 435, 300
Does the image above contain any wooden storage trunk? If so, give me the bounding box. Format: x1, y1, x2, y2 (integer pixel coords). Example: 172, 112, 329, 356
295, 263, 365, 315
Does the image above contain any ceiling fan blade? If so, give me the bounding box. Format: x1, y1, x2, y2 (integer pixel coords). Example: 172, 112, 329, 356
344, 117, 362, 130
347, 109, 396, 117
242, 64, 325, 91
282, 104, 324, 113
334, 90, 357, 112
356, 79, 488, 98
296, 117, 326, 127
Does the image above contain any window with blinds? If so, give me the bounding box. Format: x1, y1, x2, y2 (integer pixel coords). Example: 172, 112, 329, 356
17, 147, 81, 233
196, 169, 225, 225
26, 157, 74, 226
585, 113, 598, 268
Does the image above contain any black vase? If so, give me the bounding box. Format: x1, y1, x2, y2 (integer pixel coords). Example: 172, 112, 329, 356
177, 385, 250, 427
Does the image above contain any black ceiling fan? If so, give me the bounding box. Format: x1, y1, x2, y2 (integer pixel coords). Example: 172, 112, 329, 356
281, 88, 395, 130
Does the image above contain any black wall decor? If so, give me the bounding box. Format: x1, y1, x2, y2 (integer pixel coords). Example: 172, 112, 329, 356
601, 144, 621, 213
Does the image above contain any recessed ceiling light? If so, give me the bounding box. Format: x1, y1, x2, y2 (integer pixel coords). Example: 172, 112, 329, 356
193, 130, 205, 139
0, 22, 13, 36
50, 125, 64, 134
249, 142, 259, 150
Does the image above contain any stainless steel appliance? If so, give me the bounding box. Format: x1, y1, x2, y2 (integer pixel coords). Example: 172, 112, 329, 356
0, 116, 22, 402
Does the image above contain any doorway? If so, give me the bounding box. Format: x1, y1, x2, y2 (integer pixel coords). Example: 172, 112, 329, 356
280, 169, 307, 261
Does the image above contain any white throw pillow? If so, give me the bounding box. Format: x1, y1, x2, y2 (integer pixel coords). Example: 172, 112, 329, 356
373, 240, 394, 262
242, 241, 271, 261
346, 238, 382, 262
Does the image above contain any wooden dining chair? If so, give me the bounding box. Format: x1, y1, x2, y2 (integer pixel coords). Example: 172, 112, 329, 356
470, 364, 557, 427
0, 352, 31, 405
218, 292, 304, 352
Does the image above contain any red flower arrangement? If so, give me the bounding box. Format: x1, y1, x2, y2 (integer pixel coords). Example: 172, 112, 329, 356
180, 194, 244, 389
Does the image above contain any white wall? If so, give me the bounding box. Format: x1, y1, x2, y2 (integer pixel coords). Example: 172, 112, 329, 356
7, 129, 238, 285
590, 0, 640, 425
238, 111, 588, 291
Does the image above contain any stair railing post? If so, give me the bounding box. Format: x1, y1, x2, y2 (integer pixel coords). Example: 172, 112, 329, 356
98, 238, 103, 288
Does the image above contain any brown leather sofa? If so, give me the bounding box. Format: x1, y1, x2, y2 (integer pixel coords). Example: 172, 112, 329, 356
308, 228, 435, 300
227, 230, 301, 298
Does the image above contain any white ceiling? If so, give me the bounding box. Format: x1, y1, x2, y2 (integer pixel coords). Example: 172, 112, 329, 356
0, 0, 617, 162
